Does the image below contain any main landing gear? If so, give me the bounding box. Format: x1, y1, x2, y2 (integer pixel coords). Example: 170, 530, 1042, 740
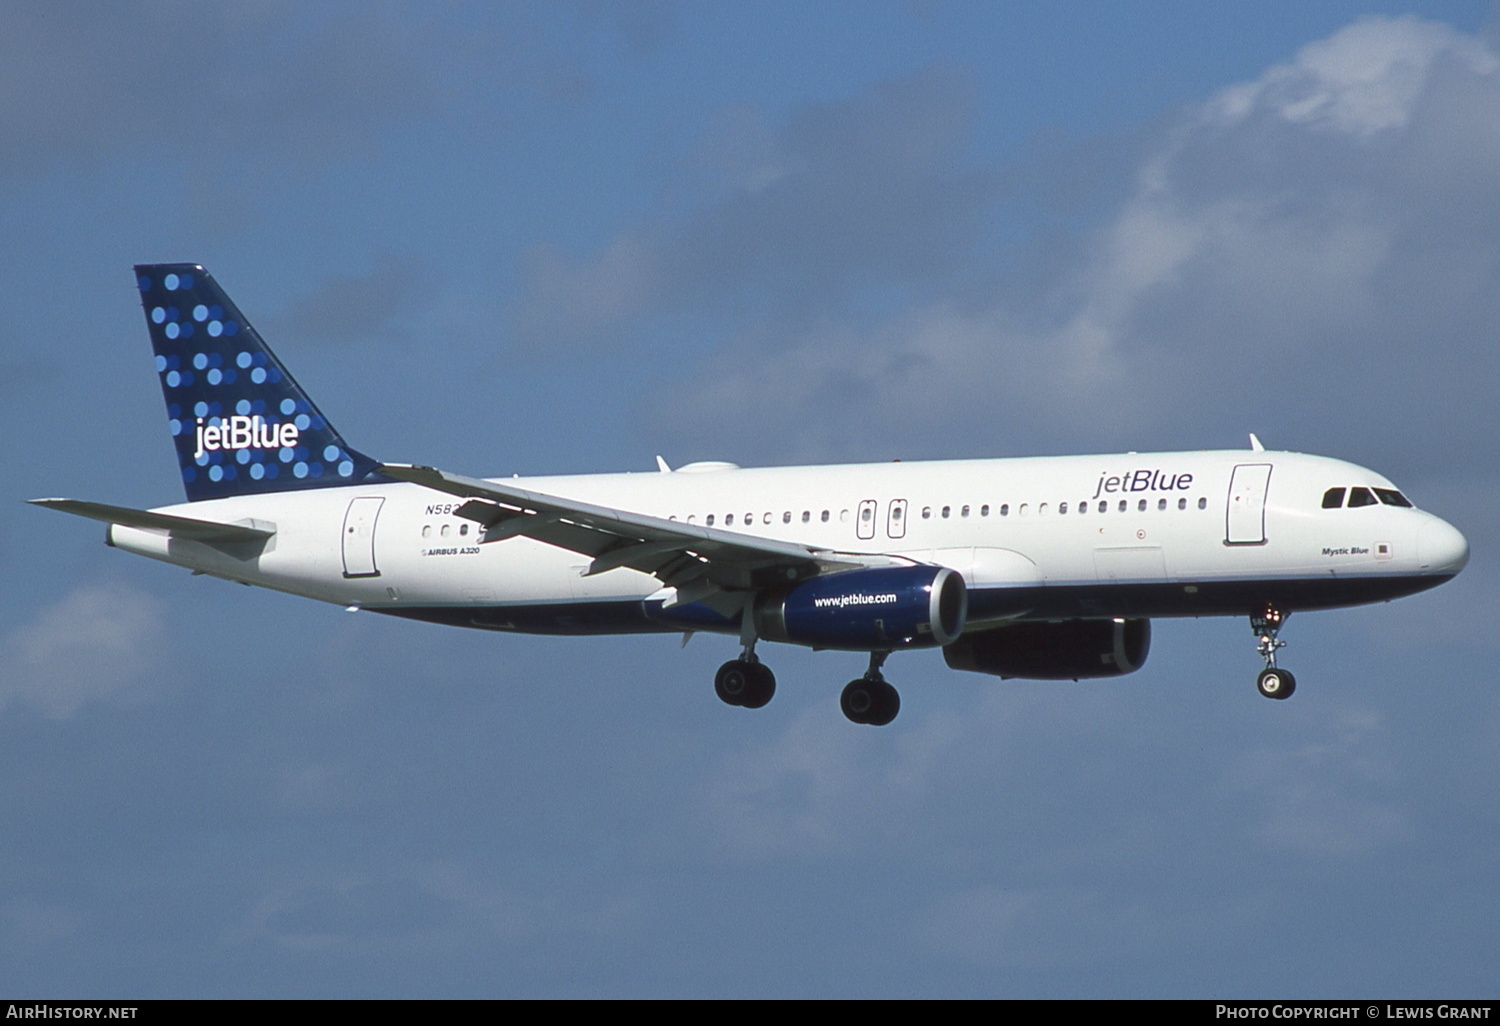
1251, 606, 1296, 700
714, 656, 776, 709
840, 651, 900, 727
711, 642, 902, 726
714, 613, 776, 709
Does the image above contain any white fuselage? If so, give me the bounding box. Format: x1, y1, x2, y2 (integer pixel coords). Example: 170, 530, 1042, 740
106, 448, 1469, 640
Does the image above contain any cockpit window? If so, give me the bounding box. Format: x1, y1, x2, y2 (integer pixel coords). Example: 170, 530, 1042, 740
1375, 488, 1413, 508
1322, 487, 1346, 509
1348, 487, 1377, 508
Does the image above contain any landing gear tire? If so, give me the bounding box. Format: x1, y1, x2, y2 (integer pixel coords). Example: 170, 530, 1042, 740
1257, 667, 1296, 700
715, 659, 775, 709
741, 662, 775, 709
841, 678, 900, 726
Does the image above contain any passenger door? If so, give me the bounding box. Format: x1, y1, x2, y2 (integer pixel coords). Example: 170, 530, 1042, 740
1226, 464, 1272, 545
341, 497, 385, 577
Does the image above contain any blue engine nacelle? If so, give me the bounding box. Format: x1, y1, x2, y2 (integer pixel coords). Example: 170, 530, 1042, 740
754, 565, 967, 651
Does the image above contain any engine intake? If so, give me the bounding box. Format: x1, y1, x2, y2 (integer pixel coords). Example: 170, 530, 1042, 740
943, 618, 1151, 679
756, 565, 967, 651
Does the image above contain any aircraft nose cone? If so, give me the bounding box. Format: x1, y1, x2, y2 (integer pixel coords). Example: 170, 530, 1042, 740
1418, 517, 1469, 574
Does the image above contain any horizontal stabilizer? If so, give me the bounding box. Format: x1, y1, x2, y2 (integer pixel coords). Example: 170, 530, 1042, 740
29, 498, 275, 543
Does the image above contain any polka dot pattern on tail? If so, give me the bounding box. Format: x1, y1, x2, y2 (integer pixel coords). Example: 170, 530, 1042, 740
135, 262, 376, 501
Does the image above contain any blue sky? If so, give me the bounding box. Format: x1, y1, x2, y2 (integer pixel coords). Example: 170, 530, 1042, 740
2, 0, 1499, 997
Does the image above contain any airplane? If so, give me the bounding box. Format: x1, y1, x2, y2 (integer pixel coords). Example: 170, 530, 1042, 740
31, 264, 1470, 726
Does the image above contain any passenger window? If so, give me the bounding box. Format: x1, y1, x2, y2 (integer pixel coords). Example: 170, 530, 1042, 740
1178, 498, 1187, 510
941, 505, 951, 519
1000, 504, 1010, 516
1118, 500, 1127, 513
706, 514, 715, 526
725, 513, 734, 525
1138, 499, 1147, 512
861, 507, 872, 522
746, 512, 753, 524
922, 507, 932, 519
840, 509, 850, 522
1322, 487, 1346, 509
1079, 501, 1088, 514
1349, 487, 1377, 508
1098, 501, 1107, 513
961, 505, 970, 518
1039, 503, 1049, 515
802, 511, 810, 523
980, 504, 989, 517
1198, 497, 1207, 510
821, 510, 830, 523
763, 512, 772, 525
1375, 488, 1413, 508
1158, 498, 1167, 511
421, 525, 431, 538
459, 523, 469, 536
1059, 502, 1069, 514
783, 511, 792, 524
441, 524, 450, 537
1019, 503, 1029, 517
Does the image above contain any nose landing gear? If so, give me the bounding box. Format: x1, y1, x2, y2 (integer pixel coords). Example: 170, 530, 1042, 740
1251, 606, 1296, 700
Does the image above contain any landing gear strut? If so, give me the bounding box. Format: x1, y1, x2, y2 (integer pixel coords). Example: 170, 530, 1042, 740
1251, 606, 1296, 700
714, 617, 776, 709
841, 651, 900, 726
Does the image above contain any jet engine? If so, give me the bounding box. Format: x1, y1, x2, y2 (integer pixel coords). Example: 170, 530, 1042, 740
754, 565, 967, 651
943, 618, 1150, 679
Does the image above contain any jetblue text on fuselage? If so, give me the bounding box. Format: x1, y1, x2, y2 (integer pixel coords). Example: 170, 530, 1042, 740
193, 416, 299, 460
1091, 468, 1195, 500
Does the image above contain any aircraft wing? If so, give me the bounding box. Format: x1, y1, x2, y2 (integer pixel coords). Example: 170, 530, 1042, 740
378, 463, 880, 609
29, 498, 275, 544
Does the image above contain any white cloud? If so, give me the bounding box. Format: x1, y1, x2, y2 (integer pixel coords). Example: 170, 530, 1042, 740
1204, 16, 1498, 138
656, 16, 1500, 471
0, 583, 166, 719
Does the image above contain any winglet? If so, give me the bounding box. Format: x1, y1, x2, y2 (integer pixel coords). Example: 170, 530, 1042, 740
655, 455, 672, 473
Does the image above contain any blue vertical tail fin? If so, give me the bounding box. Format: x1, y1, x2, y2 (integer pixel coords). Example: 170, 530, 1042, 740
134, 264, 380, 502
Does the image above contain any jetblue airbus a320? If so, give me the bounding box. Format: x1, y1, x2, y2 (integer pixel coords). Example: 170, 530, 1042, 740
32, 265, 1470, 725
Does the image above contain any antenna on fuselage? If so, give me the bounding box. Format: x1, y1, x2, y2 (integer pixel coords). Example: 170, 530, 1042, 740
1249, 433, 1265, 452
